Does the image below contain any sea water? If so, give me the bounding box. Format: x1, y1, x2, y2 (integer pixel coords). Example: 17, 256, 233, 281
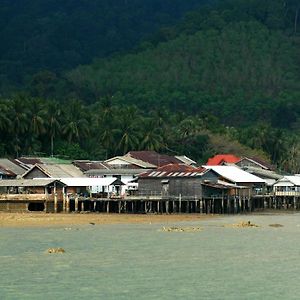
1, 214, 300, 300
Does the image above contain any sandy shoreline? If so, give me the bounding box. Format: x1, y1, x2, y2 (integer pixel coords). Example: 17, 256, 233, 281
0, 212, 217, 227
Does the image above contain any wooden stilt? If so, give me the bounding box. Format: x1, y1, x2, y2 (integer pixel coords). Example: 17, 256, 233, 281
62, 187, 66, 212
66, 194, 70, 213
179, 194, 182, 213
166, 201, 169, 214
106, 201, 110, 213
54, 183, 58, 213
81, 201, 84, 212
75, 196, 79, 212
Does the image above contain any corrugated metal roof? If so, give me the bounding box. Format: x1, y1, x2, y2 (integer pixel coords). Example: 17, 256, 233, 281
85, 169, 147, 176
23, 164, 85, 178
274, 176, 300, 186
139, 164, 204, 178
242, 166, 282, 180
73, 160, 110, 171
175, 156, 197, 165
0, 179, 59, 187
0, 159, 26, 175
60, 177, 123, 187
237, 156, 275, 171
203, 166, 265, 183
126, 151, 182, 167
105, 156, 156, 168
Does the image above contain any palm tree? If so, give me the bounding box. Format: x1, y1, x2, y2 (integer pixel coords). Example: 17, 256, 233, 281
28, 98, 46, 137
140, 119, 164, 151
9, 95, 30, 157
45, 101, 62, 156
116, 106, 141, 154
62, 99, 89, 143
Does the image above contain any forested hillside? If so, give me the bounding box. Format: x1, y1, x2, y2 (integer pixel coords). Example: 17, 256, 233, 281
0, 0, 209, 92
0, 0, 299, 172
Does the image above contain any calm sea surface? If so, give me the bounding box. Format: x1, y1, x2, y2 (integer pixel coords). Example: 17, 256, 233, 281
1, 213, 300, 300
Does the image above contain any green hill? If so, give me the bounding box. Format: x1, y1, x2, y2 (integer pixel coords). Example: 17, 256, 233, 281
0, 0, 210, 92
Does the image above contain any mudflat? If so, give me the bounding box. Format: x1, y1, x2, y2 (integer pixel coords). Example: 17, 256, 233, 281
0, 212, 217, 227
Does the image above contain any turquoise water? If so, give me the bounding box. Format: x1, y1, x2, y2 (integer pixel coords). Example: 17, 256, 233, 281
1, 214, 300, 299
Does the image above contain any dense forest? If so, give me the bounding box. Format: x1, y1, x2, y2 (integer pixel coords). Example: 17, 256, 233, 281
0, 0, 299, 172
0, 0, 210, 92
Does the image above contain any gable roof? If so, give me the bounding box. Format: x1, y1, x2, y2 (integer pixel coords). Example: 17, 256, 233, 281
105, 156, 156, 169
206, 154, 241, 166
274, 176, 300, 186
237, 157, 275, 170
22, 164, 85, 178
126, 151, 182, 167
0, 159, 27, 176
203, 165, 265, 184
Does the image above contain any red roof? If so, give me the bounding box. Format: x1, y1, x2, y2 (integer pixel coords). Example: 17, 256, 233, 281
126, 151, 181, 167
206, 154, 240, 166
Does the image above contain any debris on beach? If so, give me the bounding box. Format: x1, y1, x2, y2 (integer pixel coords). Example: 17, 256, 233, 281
159, 226, 202, 232
224, 221, 260, 228
269, 224, 284, 228
47, 247, 66, 254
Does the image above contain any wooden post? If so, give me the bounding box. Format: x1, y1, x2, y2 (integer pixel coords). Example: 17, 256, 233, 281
66, 194, 70, 213
107, 201, 110, 213
118, 201, 121, 214
62, 186, 66, 212
200, 198, 203, 214
233, 197, 237, 214
166, 201, 169, 214
179, 194, 182, 213
75, 196, 79, 212
157, 201, 160, 213
221, 198, 224, 214
81, 201, 84, 212
54, 183, 58, 213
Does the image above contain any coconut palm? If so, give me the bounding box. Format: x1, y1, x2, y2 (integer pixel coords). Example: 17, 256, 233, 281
62, 99, 89, 143
45, 101, 62, 156
140, 119, 164, 151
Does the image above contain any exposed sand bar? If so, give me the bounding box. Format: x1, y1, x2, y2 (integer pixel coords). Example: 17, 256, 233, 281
0, 212, 217, 228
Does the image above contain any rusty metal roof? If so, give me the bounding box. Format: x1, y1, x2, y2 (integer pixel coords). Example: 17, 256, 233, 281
126, 151, 182, 167
139, 164, 205, 178
73, 160, 110, 172
0, 159, 27, 176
